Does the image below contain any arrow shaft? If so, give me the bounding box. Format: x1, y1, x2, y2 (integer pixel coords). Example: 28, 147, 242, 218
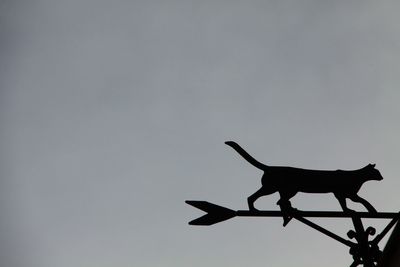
236, 210, 399, 219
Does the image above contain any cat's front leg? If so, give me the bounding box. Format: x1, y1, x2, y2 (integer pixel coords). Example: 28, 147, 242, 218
350, 195, 378, 213
276, 199, 294, 226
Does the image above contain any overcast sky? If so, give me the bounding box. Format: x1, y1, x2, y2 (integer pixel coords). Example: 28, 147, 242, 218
1, 1, 400, 266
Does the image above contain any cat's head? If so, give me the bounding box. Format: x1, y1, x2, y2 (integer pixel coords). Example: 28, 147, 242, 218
363, 163, 383, 181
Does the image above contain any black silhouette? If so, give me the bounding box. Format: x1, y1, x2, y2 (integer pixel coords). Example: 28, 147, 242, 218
225, 141, 383, 226
186, 200, 400, 267
186, 141, 398, 267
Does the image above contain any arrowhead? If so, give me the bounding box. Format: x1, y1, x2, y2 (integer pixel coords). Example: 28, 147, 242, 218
185, 201, 237, 225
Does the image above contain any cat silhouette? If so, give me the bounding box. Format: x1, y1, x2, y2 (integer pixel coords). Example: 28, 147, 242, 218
225, 141, 383, 226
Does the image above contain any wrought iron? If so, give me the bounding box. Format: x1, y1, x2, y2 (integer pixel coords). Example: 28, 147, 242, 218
186, 141, 399, 266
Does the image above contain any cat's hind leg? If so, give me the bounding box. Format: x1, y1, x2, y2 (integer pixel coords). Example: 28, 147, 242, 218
248, 186, 276, 211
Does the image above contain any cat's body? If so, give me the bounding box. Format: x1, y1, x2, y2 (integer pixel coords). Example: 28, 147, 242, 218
225, 141, 383, 225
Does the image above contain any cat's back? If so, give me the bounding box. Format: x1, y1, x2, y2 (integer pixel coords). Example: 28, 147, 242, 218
267, 165, 358, 181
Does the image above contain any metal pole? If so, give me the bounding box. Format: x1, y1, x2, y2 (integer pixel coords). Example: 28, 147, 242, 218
351, 215, 374, 267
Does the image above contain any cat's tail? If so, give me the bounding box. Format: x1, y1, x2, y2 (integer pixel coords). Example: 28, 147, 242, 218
225, 141, 268, 170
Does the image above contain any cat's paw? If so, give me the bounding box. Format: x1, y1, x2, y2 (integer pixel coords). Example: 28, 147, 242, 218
282, 215, 293, 227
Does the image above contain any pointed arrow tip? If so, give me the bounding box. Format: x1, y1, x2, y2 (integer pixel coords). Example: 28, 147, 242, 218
186, 200, 236, 225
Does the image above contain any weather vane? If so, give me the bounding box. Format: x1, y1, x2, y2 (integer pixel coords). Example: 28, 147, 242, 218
186, 141, 399, 267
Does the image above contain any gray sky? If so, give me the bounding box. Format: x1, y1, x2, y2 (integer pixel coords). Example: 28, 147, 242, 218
1, 1, 400, 266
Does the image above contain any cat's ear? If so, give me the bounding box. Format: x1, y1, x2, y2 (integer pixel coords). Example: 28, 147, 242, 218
369, 163, 376, 168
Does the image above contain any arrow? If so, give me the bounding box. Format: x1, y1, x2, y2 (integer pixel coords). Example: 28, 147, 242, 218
186, 200, 399, 226
185, 201, 236, 225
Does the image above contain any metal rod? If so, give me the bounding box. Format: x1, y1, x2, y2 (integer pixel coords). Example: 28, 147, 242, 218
293, 215, 355, 247
372, 213, 400, 245
235, 210, 398, 219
